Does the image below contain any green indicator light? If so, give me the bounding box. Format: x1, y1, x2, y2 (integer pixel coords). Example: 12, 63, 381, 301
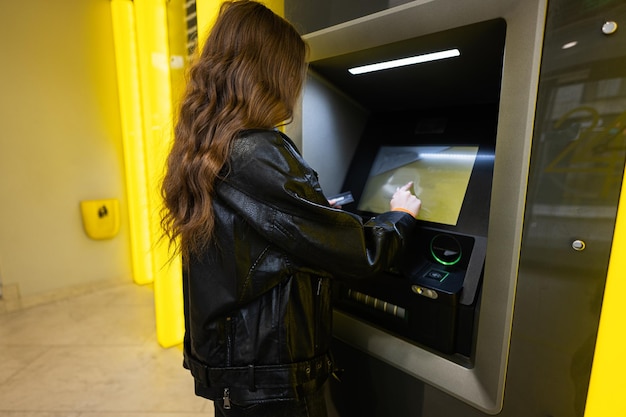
430, 234, 462, 266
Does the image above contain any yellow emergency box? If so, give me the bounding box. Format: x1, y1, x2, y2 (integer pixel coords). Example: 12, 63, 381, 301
80, 199, 120, 240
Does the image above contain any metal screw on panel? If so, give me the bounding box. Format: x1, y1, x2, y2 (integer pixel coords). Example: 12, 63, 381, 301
572, 240, 586, 251
602, 21, 618, 35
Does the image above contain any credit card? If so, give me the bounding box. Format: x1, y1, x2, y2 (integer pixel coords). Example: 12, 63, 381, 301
328, 191, 355, 205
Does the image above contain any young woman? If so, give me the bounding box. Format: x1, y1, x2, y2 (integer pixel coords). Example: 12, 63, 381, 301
161, 1, 421, 416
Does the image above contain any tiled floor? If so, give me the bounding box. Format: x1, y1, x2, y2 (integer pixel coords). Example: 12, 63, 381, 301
0, 282, 213, 417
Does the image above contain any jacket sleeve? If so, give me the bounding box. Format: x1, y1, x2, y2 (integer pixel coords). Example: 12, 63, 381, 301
217, 131, 417, 279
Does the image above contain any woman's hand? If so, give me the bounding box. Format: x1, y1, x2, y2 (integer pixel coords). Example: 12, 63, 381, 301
390, 181, 421, 217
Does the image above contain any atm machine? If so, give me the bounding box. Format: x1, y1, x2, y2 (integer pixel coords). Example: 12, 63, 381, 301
333, 110, 495, 358
285, 0, 626, 416
305, 20, 506, 360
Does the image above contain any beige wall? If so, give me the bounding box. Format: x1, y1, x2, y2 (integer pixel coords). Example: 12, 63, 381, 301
0, 0, 131, 300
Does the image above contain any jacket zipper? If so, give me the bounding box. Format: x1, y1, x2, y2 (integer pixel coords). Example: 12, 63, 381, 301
224, 317, 233, 410
223, 387, 232, 409
315, 278, 323, 351
225, 316, 233, 366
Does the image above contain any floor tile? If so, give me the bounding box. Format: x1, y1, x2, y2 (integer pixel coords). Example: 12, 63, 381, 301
0, 346, 47, 384
0, 282, 213, 416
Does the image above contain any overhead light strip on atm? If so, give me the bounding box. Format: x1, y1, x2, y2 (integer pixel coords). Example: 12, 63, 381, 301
348, 48, 461, 75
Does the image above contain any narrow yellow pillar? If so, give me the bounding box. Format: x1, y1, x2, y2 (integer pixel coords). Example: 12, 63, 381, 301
195, 0, 221, 45
584, 162, 626, 417
111, 0, 192, 347
110, 0, 154, 286
263, 0, 285, 16
131, 0, 185, 348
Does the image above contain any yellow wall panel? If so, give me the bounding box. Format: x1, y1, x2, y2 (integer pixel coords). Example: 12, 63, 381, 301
585, 165, 626, 417
0, 0, 131, 298
196, 0, 285, 49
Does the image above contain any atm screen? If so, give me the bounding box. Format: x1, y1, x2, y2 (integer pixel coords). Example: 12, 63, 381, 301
357, 145, 479, 226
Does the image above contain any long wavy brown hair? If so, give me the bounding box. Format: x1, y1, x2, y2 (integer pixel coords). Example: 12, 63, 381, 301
161, 0, 308, 259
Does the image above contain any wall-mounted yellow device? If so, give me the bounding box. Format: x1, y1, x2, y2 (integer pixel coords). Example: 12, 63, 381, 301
80, 199, 120, 240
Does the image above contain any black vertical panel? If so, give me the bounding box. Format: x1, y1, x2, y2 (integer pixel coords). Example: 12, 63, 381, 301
185, 0, 198, 56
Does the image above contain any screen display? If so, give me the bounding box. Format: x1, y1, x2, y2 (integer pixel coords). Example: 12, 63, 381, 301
357, 146, 479, 226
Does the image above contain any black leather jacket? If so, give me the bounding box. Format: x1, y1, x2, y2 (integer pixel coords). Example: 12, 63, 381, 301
183, 129, 416, 407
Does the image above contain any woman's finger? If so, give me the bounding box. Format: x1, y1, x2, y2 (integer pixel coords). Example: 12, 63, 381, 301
400, 181, 414, 192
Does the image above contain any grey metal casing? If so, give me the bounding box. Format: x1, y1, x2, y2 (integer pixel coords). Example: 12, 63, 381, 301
287, 0, 547, 413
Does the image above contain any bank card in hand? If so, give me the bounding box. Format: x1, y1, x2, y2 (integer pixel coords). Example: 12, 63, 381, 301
328, 191, 354, 206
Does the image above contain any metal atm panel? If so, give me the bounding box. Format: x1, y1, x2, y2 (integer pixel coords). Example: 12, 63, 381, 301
288, 0, 626, 415
286, 0, 549, 413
